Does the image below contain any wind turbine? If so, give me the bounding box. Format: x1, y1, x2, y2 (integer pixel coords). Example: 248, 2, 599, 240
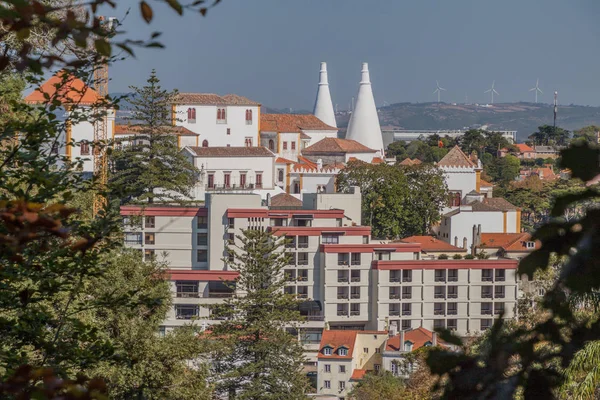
529, 78, 543, 103
484, 80, 499, 104
433, 81, 446, 103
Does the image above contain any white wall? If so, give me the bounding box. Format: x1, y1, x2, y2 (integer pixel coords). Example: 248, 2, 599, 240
301, 174, 336, 195
344, 151, 377, 163
278, 132, 300, 161
174, 104, 259, 147
303, 129, 338, 146
440, 210, 505, 250
442, 168, 477, 199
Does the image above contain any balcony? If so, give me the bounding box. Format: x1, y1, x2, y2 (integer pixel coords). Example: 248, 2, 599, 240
176, 314, 197, 320
402, 293, 411, 299
338, 277, 349, 283
495, 293, 505, 299
298, 242, 309, 249
350, 311, 360, 316
403, 277, 412, 283
481, 309, 493, 315
351, 293, 360, 299
434, 294, 445, 299
351, 277, 361, 283
176, 292, 200, 298
351, 260, 361, 266
447, 309, 458, 315
389, 277, 401, 283
207, 183, 256, 191
338, 261, 349, 266
495, 276, 506, 282
447, 293, 458, 299
297, 259, 309, 266
482, 276, 493, 282
209, 292, 234, 298
389, 311, 400, 316
434, 310, 445, 316
448, 276, 458, 282
337, 294, 349, 300
402, 310, 411, 316
389, 294, 401, 299
337, 310, 348, 316
306, 315, 325, 321
481, 293, 493, 299
434, 277, 445, 282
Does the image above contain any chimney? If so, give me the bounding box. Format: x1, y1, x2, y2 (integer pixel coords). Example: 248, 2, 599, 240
317, 158, 323, 171
389, 322, 397, 338
463, 237, 468, 250
345, 63, 385, 156
400, 330, 405, 351
454, 236, 458, 247
478, 224, 482, 235
432, 331, 437, 346
312, 62, 337, 128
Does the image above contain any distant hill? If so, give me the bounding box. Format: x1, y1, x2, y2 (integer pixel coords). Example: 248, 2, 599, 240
333, 102, 600, 142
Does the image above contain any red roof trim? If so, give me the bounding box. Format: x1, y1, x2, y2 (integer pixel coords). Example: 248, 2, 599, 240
372, 259, 518, 270
168, 270, 239, 281
269, 226, 371, 237
226, 209, 345, 219
120, 206, 207, 217
321, 243, 421, 253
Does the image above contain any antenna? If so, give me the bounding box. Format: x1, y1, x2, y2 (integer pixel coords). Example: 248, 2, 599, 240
554, 91, 558, 128
484, 80, 499, 104
433, 80, 446, 103
529, 78, 543, 103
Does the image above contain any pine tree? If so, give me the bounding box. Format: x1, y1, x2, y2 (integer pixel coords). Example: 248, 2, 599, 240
207, 229, 310, 400
110, 70, 197, 204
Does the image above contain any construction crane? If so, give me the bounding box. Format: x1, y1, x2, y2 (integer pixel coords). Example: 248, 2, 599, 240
92, 16, 117, 216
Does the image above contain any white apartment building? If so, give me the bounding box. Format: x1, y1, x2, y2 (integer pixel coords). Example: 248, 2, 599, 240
172, 93, 261, 148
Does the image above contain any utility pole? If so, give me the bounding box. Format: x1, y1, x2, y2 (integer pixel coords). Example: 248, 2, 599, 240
553, 91, 558, 129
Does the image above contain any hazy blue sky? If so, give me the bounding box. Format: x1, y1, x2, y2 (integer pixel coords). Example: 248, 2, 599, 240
108, 0, 600, 109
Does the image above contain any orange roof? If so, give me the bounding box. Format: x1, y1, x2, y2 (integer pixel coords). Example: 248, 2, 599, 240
350, 369, 367, 380
275, 157, 296, 164
270, 193, 302, 208
479, 233, 540, 252
515, 143, 535, 153
260, 114, 337, 133
398, 236, 464, 252
385, 327, 445, 351
303, 138, 376, 154
173, 93, 260, 106
436, 146, 475, 168
372, 157, 384, 164
318, 330, 387, 359
480, 179, 493, 188
399, 157, 422, 166
114, 124, 198, 136
533, 167, 558, 181
25, 72, 102, 106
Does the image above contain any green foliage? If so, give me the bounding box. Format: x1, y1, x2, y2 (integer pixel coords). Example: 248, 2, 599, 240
425, 141, 600, 399
529, 124, 571, 146
348, 371, 408, 400
452, 254, 463, 260
485, 154, 520, 184
336, 162, 448, 239
464, 254, 475, 260
109, 70, 198, 204
438, 254, 449, 260
459, 129, 486, 156
206, 229, 310, 399
571, 125, 600, 146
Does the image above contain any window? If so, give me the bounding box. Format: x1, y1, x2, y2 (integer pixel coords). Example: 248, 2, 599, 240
176, 281, 199, 297
495, 286, 505, 298
175, 304, 198, 320
389, 287, 400, 299
401, 320, 411, 330
297, 269, 308, 281
449, 191, 461, 207
144, 233, 155, 245
495, 269, 506, 281
268, 139, 275, 151
197, 233, 208, 246
402, 303, 411, 316
245, 137, 252, 147
278, 169, 284, 182
197, 250, 207, 262
338, 254, 349, 266
434, 269, 446, 282
339, 381, 346, 391
481, 286, 493, 298
402, 270, 412, 282
207, 173, 214, 189
271, 218, 287, 227
448, 286, 458, 298
124, 232, 142, 245
351, 253, 361, 265
389, 304, 400, 316
363, 347, 369, 354
481, 302, 492, 315
402, 286, 412, 299
239, 172, 247, 187
293, 181, 300, 194
390, 271, 401, 282
526, 241, 536, 249
375, 348, 380, 353
324, 380, 330, 389
291, 141, 296, 150
245, 109, 253, 124
434, 286, 446, 299
482, 270, 493, 282
434, 303, 445, 315
283, 141, 288, 150
447, 319, 458, 331
494, 302, 505, 315
339, 348, 348, 357
145, 216, 155, 228
217, 108, 226, 122
481, 319, 493, 330
362, 236, 369, 244
197, 216, 207, 229
323, 347, 332, 355
374, 364, 381, 372
144, 249, 155, 261
187, 107, 196, 123
297, 286, 308, 298
256, 173, 263, 188
434, 319, 445, 329
228, 218, 235, 229
224, 173, 231, 188
339, 365, 346, 373
351, 287, 360, 299
447, 302, 458, 315
227, 128, 231, 135
322, 234, 339, 244
337, 304, 348, 316
80, 141, 90, 155
448, 269, 458, 282
324, 364, 331, 373
202, 139, 209, 148
351, 270, 360, 282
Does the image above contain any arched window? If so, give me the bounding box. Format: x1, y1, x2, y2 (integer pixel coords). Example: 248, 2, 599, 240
202, 140, 209, 148
187, 108, 196, 123
217, 108, 226, 122
217, 109, 221, 120
268, 139, 275, 151
246, 109, 253, 125
278, 169, 284, 182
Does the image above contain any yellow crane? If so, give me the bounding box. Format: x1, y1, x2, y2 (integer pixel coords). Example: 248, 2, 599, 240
92, 16, 117, 216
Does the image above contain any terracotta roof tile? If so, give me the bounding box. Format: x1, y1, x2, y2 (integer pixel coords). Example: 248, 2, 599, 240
479, 233, 540, 251
187, 146, 274, 157
515, 143, 534, 153
303, 138, 376, 154
533, 167, 558, 181
437, 146, 475, 168
25, 72, 102, 106
372, 157, 385, 164
480, 179, 493, 187
398, 236, 464, 252
270, 193, 302, 208
350, 369, 367, 380
399, 157, 422, 166
173, 93, 260, 106
470, 201, 502, 212
386, 327, 445, 351
114, 124, 198, 136
318, 330, 387, 360
260, 114, 337, 133
275, 157, 296, 164
483, 197, 518, 211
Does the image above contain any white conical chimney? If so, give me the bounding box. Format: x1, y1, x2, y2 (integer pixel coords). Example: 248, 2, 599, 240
313, 62, 337, 128
345, 63, 385, 155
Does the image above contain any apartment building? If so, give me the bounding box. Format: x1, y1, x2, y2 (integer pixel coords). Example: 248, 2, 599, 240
121, 187, 518, 363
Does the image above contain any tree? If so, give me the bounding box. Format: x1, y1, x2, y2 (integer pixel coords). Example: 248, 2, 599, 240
387, 141, 408, 160
459, 129, 486, 156
571, 125, 600, 146
349, 371, 408, 400
483, 131, 510, 155
206, 229, 310, 399
110, 70, 198, 204
529, 125, 571, 146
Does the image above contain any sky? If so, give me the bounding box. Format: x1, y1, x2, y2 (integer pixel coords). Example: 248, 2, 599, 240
107, 0, 600, 109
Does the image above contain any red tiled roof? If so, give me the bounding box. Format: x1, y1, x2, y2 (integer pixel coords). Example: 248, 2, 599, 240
173, 93, 260, 106
480, 179, 493, 188
275, 157, 296, 164
25, 72, 102, 106
515, 143, 535, 153
479, 233, 540, 252
114, 124, 198, 136
399, 158, 422, 166
187, 146, 275, 157
372, 157, 384, 164
436, 146, 475, 168
350, 369, 367, 380
260, 114, 337, 133
398, 236, 464, 252
270, 193, 302, 208
482, 197, 518, 211
303, 138, 376, 154
386, 327, 445, 351
318, 330, 387, 359
533, 167, 558, 181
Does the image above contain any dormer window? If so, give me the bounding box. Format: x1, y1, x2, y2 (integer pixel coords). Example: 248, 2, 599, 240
526, 241, 536, 249
323, 346, 332, 356
338, 346, 348, 356
404, 341, 413, 352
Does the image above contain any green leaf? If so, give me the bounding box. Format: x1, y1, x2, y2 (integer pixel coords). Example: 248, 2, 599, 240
560, 142, 600, 182
166, 0, 183, 15
94, 39, 111, 57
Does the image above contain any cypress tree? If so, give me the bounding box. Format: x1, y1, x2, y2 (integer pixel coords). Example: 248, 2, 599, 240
110, 69, 197, 204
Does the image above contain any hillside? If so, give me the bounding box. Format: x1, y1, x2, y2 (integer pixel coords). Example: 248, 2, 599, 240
333, 102, 600, 141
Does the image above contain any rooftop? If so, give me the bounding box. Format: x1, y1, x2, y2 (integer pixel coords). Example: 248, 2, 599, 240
478, 232, 540, 252
270, 193, 302, 208
398, 157, 422, 166
515, 143, 534, 153
436, 146, 476, 168
385, 327, 444, 352
398, 235, 465, 252
25, 72, 102, 106
173, 93, 260, 106
115, 124, 198, 136
302, 137, 377, 154
187, 146, 275, 158
318, 330, 387, 360
260, 113, 337, 133
482, 197, 519, 211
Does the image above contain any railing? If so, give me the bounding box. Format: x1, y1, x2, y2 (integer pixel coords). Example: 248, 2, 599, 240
176, 314, 197, 320
402, 293, 411, 299
389, 311, 400, 316
481, 309, 493, 315
351, 294, 360, 299
285, 243, 296, 248
482, 276, 493, 282
403, 277, 412, 283
494, 309, 504, 315
481, 293, 493, 298
495, 276, 505, 282
350, 311, 360, 316
209, 292, 234, 298
297, 260, 309, 265
298, 243, 309, 248
337, 294, 349, 299
434, 310, 445, 315
434, 277, 446, 282
389, 294, 400, 299
447, 293, 458, 299
351, 260, 361, 265
297, 276, 308, 282
338, 261, 349, 266
434, 293, 445, 299
351, 277, 361, 282
447, 309, 458, 315
495, 293, 505, 298
402, 310, 411, 316
448, 276, 458, 282
125, 240, 142, 246
337, 311, 348, 316
338, 277, 349, 283
306, 315, 325, 321
389, 277, 401, 283
176, 292, 200, 298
